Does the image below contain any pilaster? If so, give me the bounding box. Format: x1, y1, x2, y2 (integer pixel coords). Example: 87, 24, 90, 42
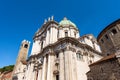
41, 56, 47, 80
38, 68, 42, 80
25, 64, 30, 80
72, 52, 78, 80
38, 69, 42, 80
50, 27, 53, 43
52, 27, 57, 43
47, 54, 51, 80
59, 51, 65, 80
50, 54, 55, 80
64, 50, 70, 80
46, 30, 50, 46
29, 63, 35, 80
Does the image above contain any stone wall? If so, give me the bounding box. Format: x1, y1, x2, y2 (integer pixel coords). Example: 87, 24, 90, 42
87, 58, 120, 80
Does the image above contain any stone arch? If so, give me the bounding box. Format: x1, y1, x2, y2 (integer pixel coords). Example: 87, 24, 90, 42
111, 28, 117, 35
24, 44, 28, 48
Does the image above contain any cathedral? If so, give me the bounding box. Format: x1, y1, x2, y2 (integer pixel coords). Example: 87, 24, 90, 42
12, 16, 104, 80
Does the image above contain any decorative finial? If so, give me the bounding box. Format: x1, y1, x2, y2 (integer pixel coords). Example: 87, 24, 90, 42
44, 19, 47, 24
22, 39, 26, 43
63, 17, 67, 20
48, 17, 50, 21
51, 16, 54, 21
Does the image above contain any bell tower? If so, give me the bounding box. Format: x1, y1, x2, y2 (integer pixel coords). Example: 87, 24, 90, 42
12, 40, 30, 80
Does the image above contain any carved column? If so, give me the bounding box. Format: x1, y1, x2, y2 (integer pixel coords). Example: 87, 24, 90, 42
50, 27, 53, 43
66, 50, 73, 80
34, 70, 38, 80
64, 46, 78, 80
72, 52, 78, 80
41, 56, 47, 80
59, 29, 62, 38
55, 28, 58, 42
47, 54, 51, 80
29, 63, 35, 80
69, 51, 73, 80
46, 30, 50, 46
64, 50, 70, 80
25, 64, 31, 80
50, 54, 55, 80
52, 27, 57, 43
59, 51, 65, 80
38, 67, 42, 80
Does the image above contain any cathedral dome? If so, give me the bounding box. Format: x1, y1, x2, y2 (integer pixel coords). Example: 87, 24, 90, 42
59, 17, 77, 28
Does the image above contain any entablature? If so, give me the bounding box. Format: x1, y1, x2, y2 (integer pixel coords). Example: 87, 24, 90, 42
28, 37, 103, 62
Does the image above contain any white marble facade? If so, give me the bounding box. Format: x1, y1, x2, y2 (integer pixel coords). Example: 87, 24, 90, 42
13, 17, 103, 80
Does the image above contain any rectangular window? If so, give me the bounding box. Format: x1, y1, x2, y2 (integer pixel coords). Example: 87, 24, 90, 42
74, 32, 76, 37
56, 75, 59, 80
41, 41, 43, 49
65, 31, 68, 37
57, 31, 59, 38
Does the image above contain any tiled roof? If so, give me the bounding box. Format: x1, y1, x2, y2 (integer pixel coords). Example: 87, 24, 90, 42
89, 53, 116, 66
1, 71, 12, 80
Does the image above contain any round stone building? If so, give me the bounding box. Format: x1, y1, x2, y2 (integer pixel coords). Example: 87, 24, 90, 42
97, 19, 120, 56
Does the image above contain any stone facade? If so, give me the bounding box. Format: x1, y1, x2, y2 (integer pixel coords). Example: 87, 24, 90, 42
97, 19, 120, 56
12, 17, 103, 80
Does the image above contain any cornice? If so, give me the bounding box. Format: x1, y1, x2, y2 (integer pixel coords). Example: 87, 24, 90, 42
28, 37, 103, 62
97, 19, 120, 41
59, 25, 79, 31
33, 21, 59, 40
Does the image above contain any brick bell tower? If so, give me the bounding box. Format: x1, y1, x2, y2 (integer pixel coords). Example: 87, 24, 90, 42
12, 40, 30, 80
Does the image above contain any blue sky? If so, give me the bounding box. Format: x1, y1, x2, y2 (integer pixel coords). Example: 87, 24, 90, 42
0, 0, 120, 68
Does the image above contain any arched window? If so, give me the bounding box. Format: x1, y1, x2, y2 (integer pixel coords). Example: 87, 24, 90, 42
111, 29, 117, 35
24, 44, 28, 48
74, 32, 76, 37
65, 31, 68, 37
76, 52, 83, 60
